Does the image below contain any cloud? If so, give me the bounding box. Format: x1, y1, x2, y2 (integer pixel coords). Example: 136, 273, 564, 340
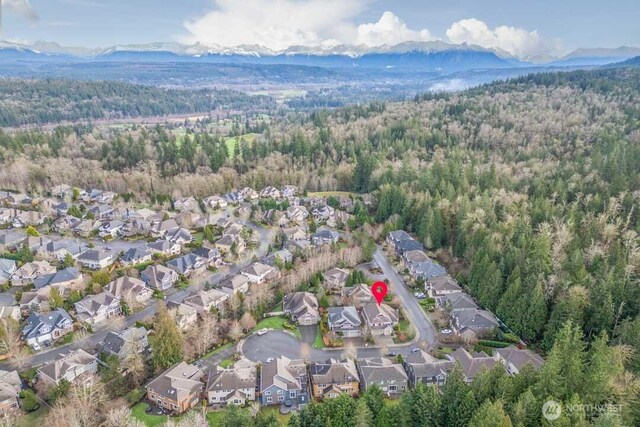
182, 0, 366, 51
4, 0, 39, 22
356, 11, 434, 46
181, 1, 434, 51
446, 18, 559, 58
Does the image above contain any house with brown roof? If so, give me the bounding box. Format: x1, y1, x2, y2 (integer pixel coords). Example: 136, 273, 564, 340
220, 274, 250, 295
166, 301, 198, 330
183, 289, 229, 316
74, 291, 121, 324
426, 275, 463, 297
310, 359, 359, 399
322, 268, 349, 292
10, 260, 56, 287
0, 370, 21, 414
346, 284, 374, 306
146, 362, 204, 414
106, 276, 152, 305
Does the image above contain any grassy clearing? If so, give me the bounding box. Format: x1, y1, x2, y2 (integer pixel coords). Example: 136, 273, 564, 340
17, 406, 49, 427
308, 191, 356, 198
131, 403, 170, 427
313, 327, 324, 349
225, 133, 257, 158
219, 358, 234, 368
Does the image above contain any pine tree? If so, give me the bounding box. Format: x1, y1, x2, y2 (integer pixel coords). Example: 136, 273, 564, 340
441, 364, 477, 427
151, 303, 183, 372
354, 397, 373, 427
469, 400, 513, 427
364, 384, 385, 421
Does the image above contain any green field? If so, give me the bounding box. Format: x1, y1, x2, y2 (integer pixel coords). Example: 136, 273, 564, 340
131, 403, 171, 427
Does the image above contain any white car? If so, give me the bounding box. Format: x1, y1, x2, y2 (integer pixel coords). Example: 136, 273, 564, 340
414, 292, 426, 299
257, 328, 268, 336
440, 328, 452, 335
32, 342, 41, 351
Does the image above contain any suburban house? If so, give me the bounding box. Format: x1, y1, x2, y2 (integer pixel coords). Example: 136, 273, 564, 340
205, 195, 228, 209
387, 230, 413, 246
183, 289, 229, 316
106, 276, 153, 305
346, 284, 374, 306
147, 240, 181, 257
97, 326, 149, 359
426, 275, 463, 297
357, 357, 408, 396
322, 268, 349, 292
33, 267, 83, 297
10, 260, 56, 287
192, 246, 221, 267
401, 249, 431, 266
495, 347, 545, 375
77, 249, 115, 270
438, 292, 478, 311
215, 234, 245, 254
166, 301, 198, 330
409, 260, 447, 281
403, 349, 453, 388
0, 259, 16, 285
0, 305, 20, 322
260, 186, 281, 199
450, 348, 501, 384
38, 239, 88, 262
19, 292, 49, 316
262, 249, 294, 267
360, 303, 399, 336
450, 308, 500, 339
37, 349, 98, 386
283, 227, 307, 241
22, 308, 73, 349
74, 291, 121, 324
220, 274, 250, 296
206, 359, 257, 407
163, 227, 193, 246
286, 205, 309, 224
259, 356, 309, 408
120, 248, 153, 266
328, 306, 362, 337
141, 264, 178, 290
311, 228, 340, 246
146, 362, 204, 414
0, 230, 26, 252
99, 220, 126, 238
167, 253, 206, 277
0, 369, 21, 414
283, 292, 320, 325
310, 359, 360, 399
240, 262, 276, 284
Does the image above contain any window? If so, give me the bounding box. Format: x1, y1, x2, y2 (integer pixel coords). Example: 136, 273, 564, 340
266, 397, 273, 403
278, 396, 284, 401
265, 390, 271, 395
277, 390, 283, 394
290, 391, 296, 398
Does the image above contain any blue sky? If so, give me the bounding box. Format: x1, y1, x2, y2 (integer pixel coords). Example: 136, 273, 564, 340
2, 0, 639, 57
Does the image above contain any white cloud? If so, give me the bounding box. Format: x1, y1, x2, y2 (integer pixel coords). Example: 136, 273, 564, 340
182, 1, 434, 51
182, 0, 366, 51
356, 11, 434, 46
446, 18, 559, 58
4, 0, 39, 22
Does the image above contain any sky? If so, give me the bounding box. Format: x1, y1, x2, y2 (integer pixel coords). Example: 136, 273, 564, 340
1, 0, 639, 58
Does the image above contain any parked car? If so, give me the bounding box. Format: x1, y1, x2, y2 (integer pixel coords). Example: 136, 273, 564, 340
414, 292, 426, 299
411, 348, 420, 353
440, 328, 452, 335
257, 328, 268, 336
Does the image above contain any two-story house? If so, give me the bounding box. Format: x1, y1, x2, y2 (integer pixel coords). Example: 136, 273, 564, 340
328, 306, 362, 337
310, 359, 360, 399
77, 249, 115, 270
259, 356, 309, 408
206, 359, 256, 407
37, 349, 98, 386
403, 349, 453, 388
74, 291, 121, 324
22, 308, 73, 349
357, 357, 408, 396
146, 362, 204, 414
141, 264, 178, 290
360, 303, 399, 336
283, 292, 320, 325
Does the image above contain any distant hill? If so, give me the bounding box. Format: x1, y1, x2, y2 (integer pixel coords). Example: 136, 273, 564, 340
604, 56, 640, 68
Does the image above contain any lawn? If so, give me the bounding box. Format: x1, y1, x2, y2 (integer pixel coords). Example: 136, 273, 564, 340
200, 342, 234, 360
313, 327, 324, 349
131, 402, 170, 427
219, 358, 234, 368
254, 316, 301, 339
206, 406, 291, 426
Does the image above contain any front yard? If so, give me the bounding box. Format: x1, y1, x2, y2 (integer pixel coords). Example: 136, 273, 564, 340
254, 316, 301, 339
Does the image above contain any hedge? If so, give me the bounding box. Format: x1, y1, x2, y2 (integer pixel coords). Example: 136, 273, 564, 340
478, 339, 511, 348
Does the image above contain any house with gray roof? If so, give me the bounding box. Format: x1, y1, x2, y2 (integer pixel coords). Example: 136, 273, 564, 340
77, 249, 114, 270
283, 292, 320, 326
0, 259, 16, 285
346, 284, 374, 306
146, 362, 204, 414
74, 291, 121, 324
311, 228, 340, 246
357, 357, 408, 396
403, 349, 453, 387
322, 268, 349, 292
33, 267, 83, 296
438, 292, 478, 311
259, 356, 309, 408
426, 275, 463, 297
97, 326, 149, 359
206, 359, 257, 407
310, 359, 360, 399
409, 260, 446, 281
37, 349, 98, 386
147, 240, 181, 257
22, 309, 73, 349
10, 260, 56, 287
0, 230, 26, 252
450, 348, 501, 384
495, 347, 545, 375
183, 289, 229, 316
141, 264, 178, 290
120, 248, 152, 266
450, 308, 500, 339
328, 306, 362, 337
360, 303, 399, 336
167, 253, 206, 277
220, 274, 250, 295
240, 262, 276, 284
106, 276, 152, 305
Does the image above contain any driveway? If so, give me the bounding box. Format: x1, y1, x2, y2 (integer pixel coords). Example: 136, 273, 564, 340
298, 325, 318, 345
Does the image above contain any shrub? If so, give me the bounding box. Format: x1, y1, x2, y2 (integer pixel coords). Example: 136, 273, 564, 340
478, 339, 511, 348
21, 389, 39, 412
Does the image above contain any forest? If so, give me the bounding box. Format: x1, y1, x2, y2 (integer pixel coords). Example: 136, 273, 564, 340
1, 66, 640, 425
0, 78, 275, 127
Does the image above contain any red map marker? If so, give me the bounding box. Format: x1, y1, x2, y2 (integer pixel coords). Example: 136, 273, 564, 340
371, 281, 388, 305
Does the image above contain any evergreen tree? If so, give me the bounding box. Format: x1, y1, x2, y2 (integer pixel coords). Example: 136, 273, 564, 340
469, 400, 513, 427
150, 304, 183, 371
441, 364, 477, 427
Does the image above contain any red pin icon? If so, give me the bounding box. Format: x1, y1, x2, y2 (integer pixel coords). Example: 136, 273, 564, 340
371, 281, 388, 305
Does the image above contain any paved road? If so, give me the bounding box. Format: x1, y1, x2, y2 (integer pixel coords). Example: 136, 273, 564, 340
373, 247, 437, 347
